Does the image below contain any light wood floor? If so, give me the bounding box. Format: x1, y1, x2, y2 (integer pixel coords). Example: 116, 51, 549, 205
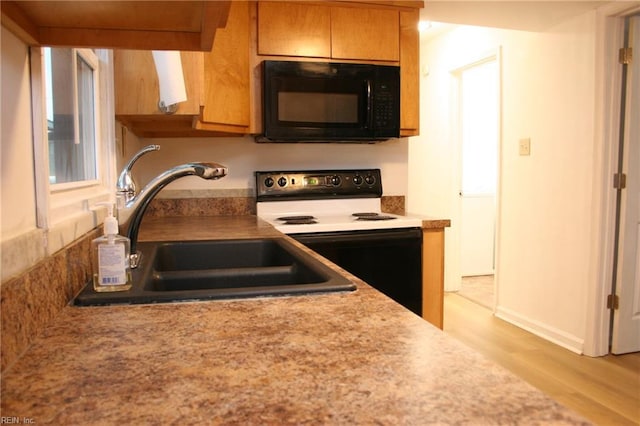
443, 293, 640, 425
459, 275, 494, 309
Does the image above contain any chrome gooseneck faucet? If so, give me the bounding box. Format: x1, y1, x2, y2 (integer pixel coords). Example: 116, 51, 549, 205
115, 146, 228, 268
116, 144, 160, 202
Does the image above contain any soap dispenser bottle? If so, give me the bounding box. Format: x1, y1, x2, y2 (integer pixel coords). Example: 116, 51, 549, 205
92, 202, 132, 292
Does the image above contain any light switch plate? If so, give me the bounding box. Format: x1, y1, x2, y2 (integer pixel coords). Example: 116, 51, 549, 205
519, 138, 531, 156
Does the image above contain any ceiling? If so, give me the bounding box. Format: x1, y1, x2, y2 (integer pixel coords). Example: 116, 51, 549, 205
420, 1, 612, 33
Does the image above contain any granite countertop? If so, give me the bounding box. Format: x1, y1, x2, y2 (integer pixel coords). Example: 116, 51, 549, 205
1, 216, 588, 425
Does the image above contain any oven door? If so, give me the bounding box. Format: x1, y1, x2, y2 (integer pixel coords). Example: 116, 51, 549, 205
292, 228, 422, 315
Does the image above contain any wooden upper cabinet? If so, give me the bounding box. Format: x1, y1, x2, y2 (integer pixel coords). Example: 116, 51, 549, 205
199, 0, 251, 133
331, 7, 399, 62
257, 2, 331, 58
114, 1, 250, 137
257, 1, 398, 62
1, 1, 230, 51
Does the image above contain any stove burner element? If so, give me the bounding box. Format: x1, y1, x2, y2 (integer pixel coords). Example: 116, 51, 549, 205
284, 219, 318, 225
277, 215, 318, 225
352, 212, 397, 221
357, 216, 397, 221
277, 215, 316, 221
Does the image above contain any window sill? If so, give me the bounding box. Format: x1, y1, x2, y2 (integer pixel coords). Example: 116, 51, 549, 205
1, 207, 107, 282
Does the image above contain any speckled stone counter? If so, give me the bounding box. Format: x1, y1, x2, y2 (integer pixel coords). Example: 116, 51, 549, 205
1, 216, 588, 425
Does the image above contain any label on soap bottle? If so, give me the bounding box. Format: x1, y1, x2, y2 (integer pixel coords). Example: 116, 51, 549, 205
98, 243, 127, 285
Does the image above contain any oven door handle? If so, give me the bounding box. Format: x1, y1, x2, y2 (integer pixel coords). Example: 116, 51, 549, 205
293, 228, 422, 245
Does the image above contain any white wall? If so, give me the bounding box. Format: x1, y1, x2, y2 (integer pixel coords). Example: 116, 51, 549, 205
409, 11, 603, 353
122, 134, 410, 197
1, 27, 37, 241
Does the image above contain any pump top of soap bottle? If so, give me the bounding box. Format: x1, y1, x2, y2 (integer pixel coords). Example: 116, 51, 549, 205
103, 203, 118, 236
97, 202, 119, 236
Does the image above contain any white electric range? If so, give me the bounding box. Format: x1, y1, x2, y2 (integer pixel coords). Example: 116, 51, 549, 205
255, 169, 423, 315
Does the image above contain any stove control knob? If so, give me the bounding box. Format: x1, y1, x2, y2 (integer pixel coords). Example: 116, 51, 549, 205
330, 175, 341, 186
365, 174, 376, 185
277, 177, 287, 187
264, 177, 275, 188
353, 175, 363, 185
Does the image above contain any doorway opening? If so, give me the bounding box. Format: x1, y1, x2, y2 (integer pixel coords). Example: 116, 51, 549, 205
453, 55, 500, 310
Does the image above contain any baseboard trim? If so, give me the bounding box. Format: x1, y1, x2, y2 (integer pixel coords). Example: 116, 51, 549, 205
495, 306, 584, 354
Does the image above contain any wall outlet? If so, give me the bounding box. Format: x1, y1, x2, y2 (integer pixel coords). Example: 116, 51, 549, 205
519, 138, 531, 156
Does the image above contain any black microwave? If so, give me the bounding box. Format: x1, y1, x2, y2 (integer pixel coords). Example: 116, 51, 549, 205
258, 60, 400, 143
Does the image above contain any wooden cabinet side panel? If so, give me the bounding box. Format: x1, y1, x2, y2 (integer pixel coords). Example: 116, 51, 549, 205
257, 2, 331, 58
114, 50, 156, 115
330, 7, 399, 61
400, 9, 419, 135
201, 1, 250, 129
114, 50, 201, 116
422, 228, 445, 329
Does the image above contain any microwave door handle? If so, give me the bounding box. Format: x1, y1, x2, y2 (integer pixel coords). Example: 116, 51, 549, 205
365, 80, 373, 129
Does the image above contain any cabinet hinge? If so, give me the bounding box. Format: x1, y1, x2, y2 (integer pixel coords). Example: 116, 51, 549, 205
619, 47, 632, 65
613, 173, 627, 189
607, 294, 619, 310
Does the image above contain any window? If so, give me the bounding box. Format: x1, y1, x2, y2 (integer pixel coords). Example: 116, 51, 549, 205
32, 47, 115, 244
44, 48, 98, 185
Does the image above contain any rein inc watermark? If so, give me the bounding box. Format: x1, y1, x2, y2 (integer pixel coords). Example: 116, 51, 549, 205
1, 418, 35, 424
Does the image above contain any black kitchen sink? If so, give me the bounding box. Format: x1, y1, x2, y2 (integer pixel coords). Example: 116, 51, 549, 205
148, 239, 332, 291
73, 238, 355, 306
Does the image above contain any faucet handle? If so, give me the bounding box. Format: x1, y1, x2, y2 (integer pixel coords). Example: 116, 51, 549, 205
116, 144, 160, 199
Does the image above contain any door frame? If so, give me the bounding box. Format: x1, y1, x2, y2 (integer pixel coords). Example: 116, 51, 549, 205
584, 3, 640, 357
450, 47, 502, 300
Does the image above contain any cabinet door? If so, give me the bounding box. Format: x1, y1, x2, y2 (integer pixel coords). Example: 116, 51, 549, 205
400, 9, 419, 135
257, 1, 331, 58
200, 0, 250, 132
114, 50, 202, 116
330, 7, 399, 61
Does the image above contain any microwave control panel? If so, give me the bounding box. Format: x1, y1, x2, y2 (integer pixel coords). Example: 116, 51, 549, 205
372, 81, 398, 131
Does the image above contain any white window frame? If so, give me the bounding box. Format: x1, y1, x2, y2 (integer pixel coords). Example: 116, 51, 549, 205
31, 47, 116, 251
